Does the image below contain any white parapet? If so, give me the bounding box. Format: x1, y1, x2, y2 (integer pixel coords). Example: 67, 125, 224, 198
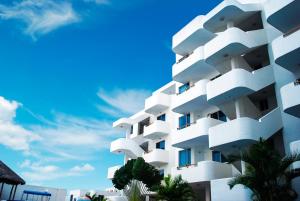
144, 93, 170, 115
172, 46, 219, 84
107, 165, 122, 180
172, 117, 223, 149
205, 28, 267, 65
209, 108, 283, 150
110, 138, 144, 159
207, 65, 275, 105
211, 178, 252, 201
272, 29, 300, 73
172, 79, 209, 114
171, 161, 234, 183
281, 81, 300, 118
172, 15, 216, 55
144, 120, 170, 140
143, 149, 169, 166
113, 118, 133, 130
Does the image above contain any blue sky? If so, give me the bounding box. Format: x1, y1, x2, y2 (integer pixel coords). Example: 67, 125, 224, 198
0, 0, 221, 190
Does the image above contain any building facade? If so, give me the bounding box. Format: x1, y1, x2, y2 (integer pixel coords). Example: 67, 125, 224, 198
108, 0, 300, 200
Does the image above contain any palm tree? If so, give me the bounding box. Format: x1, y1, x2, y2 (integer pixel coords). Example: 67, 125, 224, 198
228, 138, 300, 201
156, 175, 195, 201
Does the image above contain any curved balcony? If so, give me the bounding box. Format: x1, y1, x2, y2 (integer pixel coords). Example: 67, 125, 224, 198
172, 15, 216, 55
171, 161, 234, 184
113, 118, 133, 130
203, 0, 260, 32
172, 118, 223, 149
281, 81, 300, 118
265, 0, 300, 33
209, 108, 283, 151
272, 29, 300, 73
205, 28, 267, 65
143, 149, 169, 166
144, 120, 170, 140
145, 93, 170, 115
172, 46, 219, 84
290, 140, 300, 169
211, 178, 252, 201
172, 80, 209, 114
110, 138, 144, 159
107, 165, 122, 180
207, 65, 275, 105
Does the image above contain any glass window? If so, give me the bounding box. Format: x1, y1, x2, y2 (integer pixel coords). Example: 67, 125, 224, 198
178, 82, 190, 94
210, 111, 227, 122
179, 149, 191, 167
157, 114, 166, 121
130, 125, 133, 134
159, 169, 164, 178
156, 140, 165, 150
212, 151, 222, 162
178, 113, 191, 130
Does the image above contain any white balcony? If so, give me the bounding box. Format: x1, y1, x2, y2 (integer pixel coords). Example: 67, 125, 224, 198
272, 29, 300, 73
265, 0, 300, 33
172, 80, 209, 114
143, 149, 169, 166
205, 28, 267, 65
211, 178, 252, 201
107, 165, 122, 180
207, 65, 275, 105
172, 118, 223, 149
281, 81, 300, 118
172, 46, 220, 84
203, 0, 261, 32
171, 161, 234, 184
209, 108, 283, 150
145, 93, 170, 115
172, 15, 216, 55
143, 120, 170, 140
110, 138, 144, 159
290, 140, 300, 169
113, 118, 133, 130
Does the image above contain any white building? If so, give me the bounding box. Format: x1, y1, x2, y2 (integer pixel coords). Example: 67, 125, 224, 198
108, 0, 300, 200
69, 189, 120, 201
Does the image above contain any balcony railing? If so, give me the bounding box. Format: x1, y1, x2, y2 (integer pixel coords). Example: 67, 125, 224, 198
176, 52, 194, 64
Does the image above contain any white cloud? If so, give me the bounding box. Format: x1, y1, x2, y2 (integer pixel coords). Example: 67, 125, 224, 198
70, 163, 95, 173
20, 160, 95, 182
0, 0, 79, 39
0, 96, 40, 151
97, 88, 151, 117
83, 0, 110, 5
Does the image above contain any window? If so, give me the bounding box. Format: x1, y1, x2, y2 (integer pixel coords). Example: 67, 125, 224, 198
179, 149, 191, 167
212, 151, 226, 163
210, 111, 227, 122
130, 125, 133, 134
156, 140, 165, 150
159, 169, 164, 178
178, 82, 190, 94
178, 113, 190, 130
259, 99, 269, 111
157, 114, 166, 121
138, 118, 150, 135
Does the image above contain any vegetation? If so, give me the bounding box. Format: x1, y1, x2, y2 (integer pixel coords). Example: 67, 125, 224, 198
85, 193, 106, 201
112, 157, 162, 191
156, 175, 195, 201
228, 138, 300, 201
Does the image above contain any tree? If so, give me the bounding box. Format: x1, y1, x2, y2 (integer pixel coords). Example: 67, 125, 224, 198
112, 157, 162, 191
228, 138, 300, 201
156, 175, 195, 201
